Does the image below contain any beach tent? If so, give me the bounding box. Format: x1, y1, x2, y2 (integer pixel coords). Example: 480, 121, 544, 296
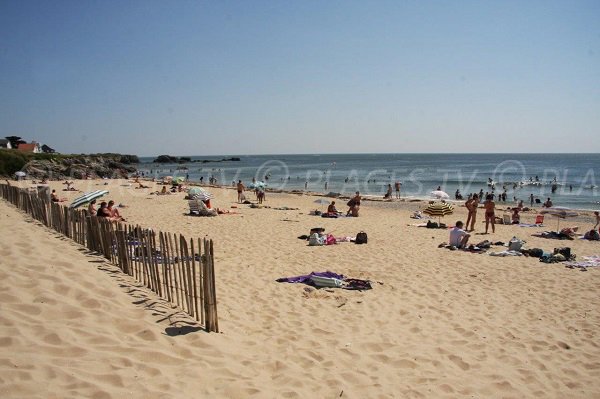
69, 190, 109, 209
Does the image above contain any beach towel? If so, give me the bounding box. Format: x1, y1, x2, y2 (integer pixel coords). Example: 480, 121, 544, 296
533, 232, 574, 240
276, 272, 372, 290
565, 255, 600, 270
276, 271, 345, 284
489, 250, 523, 257
343, 278, 372, 291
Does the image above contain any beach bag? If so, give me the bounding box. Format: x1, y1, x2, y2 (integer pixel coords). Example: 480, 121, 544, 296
584, 230, 600, 241
308, 233, 325, 246
326, 234, 337, 245
355, 231, 368, 244
508, 237, 525, 251
426, 220, 439, 229
310, 275, 343, 288
554, 247, 571, 259
528, 248, 544, 258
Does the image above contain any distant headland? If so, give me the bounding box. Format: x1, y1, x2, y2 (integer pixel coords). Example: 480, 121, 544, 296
152, 155, 241, 164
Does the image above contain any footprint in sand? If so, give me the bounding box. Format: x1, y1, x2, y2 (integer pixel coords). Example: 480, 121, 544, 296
448, 354, 470, 370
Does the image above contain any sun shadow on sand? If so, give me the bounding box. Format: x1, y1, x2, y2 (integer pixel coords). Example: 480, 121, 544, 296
86, 255, 210, 335
164, 325, 203, 336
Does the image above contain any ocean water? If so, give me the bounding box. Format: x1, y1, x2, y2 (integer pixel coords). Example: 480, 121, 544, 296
137, 154, 600, 210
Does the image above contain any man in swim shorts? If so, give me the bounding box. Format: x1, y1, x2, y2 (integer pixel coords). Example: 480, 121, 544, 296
236, 180, 245, 203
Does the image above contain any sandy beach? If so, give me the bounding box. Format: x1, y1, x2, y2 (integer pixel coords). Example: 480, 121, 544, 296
2, 178, 600, 398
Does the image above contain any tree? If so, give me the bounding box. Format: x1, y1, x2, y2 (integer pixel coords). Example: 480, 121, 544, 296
41, 144, 56, 153
5, 136, 26, 148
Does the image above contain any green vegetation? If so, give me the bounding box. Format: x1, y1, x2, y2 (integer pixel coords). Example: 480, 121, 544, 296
0, 150, 139, 176
0, 149, 29, 176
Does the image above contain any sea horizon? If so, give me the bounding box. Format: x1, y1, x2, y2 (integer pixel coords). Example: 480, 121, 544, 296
135, 153, 600, 210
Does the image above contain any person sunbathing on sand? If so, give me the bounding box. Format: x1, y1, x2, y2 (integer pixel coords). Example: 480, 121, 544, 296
107, 200, 125, 221
50, 190, 66, 202
327, 201, 339, 215
346, 192, 361, 216
96, 201, 111, 218
88, 199, 97, 215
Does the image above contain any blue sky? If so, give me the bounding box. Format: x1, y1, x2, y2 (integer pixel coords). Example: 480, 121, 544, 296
1, 0, 598, 155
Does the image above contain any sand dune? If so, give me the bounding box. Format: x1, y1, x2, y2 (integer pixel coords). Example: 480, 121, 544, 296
1, 179, 600, 398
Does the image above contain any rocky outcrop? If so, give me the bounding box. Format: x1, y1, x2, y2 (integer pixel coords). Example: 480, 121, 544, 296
153, 155, 241, 163
22, 154, 137, 180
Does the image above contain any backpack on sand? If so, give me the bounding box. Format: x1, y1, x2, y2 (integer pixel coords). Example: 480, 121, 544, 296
355, 231, 368, 244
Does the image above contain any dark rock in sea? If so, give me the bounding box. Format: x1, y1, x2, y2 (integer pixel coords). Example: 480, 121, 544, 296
153, 155, 178, 163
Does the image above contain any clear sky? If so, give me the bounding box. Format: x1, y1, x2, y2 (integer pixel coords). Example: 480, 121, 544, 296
1, 0, 599, 155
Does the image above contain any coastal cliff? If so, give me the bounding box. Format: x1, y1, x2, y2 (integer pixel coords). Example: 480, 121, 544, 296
0, 150, 138, 179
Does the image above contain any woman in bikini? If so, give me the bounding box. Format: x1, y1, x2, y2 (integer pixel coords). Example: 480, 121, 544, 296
465, 194, 479, 232
484, 194, 495, 234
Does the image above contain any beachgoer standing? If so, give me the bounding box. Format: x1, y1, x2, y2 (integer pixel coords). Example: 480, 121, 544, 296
257, 188, 265, 204
236, 180, 245, 203
468, 194, 479, 231
484, 194, 495, 234
594, 211, 600, 231
394, 181, 401, 198
530, 193, 534, 207
449, 221, 470, 248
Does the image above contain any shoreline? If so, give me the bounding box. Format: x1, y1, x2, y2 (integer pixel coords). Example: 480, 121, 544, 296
2, 177, 600, 398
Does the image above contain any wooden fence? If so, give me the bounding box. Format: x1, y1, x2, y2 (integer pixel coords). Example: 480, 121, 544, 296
0, 183, 218, 332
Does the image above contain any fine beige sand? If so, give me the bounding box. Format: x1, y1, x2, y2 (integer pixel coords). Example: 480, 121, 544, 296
2, 179, 600, 398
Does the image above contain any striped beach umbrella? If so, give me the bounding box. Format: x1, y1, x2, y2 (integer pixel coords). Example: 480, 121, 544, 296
423, 202, 454, 222
69, 190, 109, 209
188, 187, 207, 196
191, 191, 213, 201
